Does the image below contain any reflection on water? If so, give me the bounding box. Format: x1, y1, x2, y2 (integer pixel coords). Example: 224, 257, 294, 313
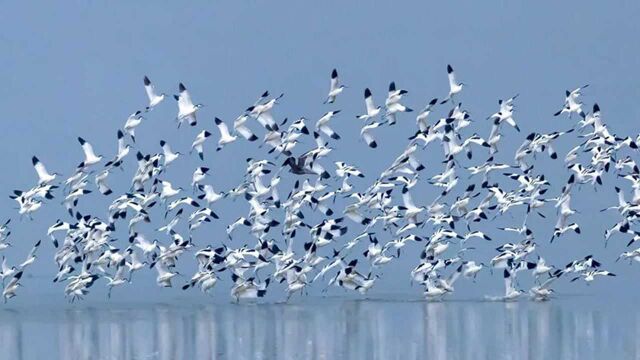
0, 298, 637, 360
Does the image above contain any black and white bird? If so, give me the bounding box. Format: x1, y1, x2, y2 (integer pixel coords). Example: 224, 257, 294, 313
124, 111, 144, 143
441, 64, 464, 104
191, 131, 212, 161
175, 83, 203, 127
214, 117, 238, 151
143, 75, 166, 111
325, 68, 346, 104
316, 111, 341, 140
32, 156, 59, 185
356, 88, 381, 121
385, 82, 413, 125
77, 137, 102, 168
0, 65, 629, 305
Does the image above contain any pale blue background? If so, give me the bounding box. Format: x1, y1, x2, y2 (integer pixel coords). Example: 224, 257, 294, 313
0, 1, 639, 305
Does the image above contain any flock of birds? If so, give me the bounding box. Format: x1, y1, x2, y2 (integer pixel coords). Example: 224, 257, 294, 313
1, 65, 636, 304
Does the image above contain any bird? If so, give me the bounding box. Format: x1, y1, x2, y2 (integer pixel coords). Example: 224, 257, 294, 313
325, 68, 346, 104
441, 64, 464, 104
385, 82, 413, 125
160, 140, 181, 167
143, 75, 166, 111
123, 111, 144, 143
316, 111, 341, 140
360, 121, 382, 148
32, 156, 59, 185
3, 271, 23, 303
104, 130, 131, 168
191, 131, 212, 161
77, 137, 102, 168
356, 88, 381, 121
174, 83, 203, 127
571, 270, 616, 284
554, 85, 588, 118
0, 65, 629, 306
214, 117, 238, 151
233, 115, 259, 142
416, 98, 438, 132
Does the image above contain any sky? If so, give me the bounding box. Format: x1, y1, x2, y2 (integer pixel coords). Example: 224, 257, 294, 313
1, 1, 640, 304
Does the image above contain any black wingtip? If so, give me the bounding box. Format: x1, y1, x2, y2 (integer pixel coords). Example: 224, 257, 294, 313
144, 76, 151, 86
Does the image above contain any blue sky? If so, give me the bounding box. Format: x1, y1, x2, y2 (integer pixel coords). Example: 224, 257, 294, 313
1, 1, 639, 303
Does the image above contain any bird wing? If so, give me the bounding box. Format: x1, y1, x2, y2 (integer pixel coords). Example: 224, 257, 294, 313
559, 195, 571, 215
539, 275, 559, 289
504, 270, 514, 296
145, 81, 157, 102
162, 142, 173, 157
27, 240, 40, 259
235, 125, 255, 140
360, 127, 377, 147
555, 212, 567, 229
318, 124, 335, 138
216, 119, 232, 138
115, 260, 127, 280
117, 134, 127, 154
1, 257, 9, 273
258, 111, 275, 127
33, 160, 50, 181
448, 70, 457, 89
179, 87, 194, 108
314, 132, 326, 148
365, 94, 376, 114
330, 72, 339, 92
82, 141, 98, 159
448, 265, 463, 285
402, 188, 416, 209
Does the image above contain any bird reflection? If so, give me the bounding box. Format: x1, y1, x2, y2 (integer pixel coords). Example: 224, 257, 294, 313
0, 301, 635, 360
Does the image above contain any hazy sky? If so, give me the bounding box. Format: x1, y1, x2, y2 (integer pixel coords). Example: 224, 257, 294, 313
1, 1, 639, 304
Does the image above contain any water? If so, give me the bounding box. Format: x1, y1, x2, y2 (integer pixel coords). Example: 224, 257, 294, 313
0, 295, 636, 360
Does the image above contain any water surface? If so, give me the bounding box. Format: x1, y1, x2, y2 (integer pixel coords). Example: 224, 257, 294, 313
0, 295, 635, 360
